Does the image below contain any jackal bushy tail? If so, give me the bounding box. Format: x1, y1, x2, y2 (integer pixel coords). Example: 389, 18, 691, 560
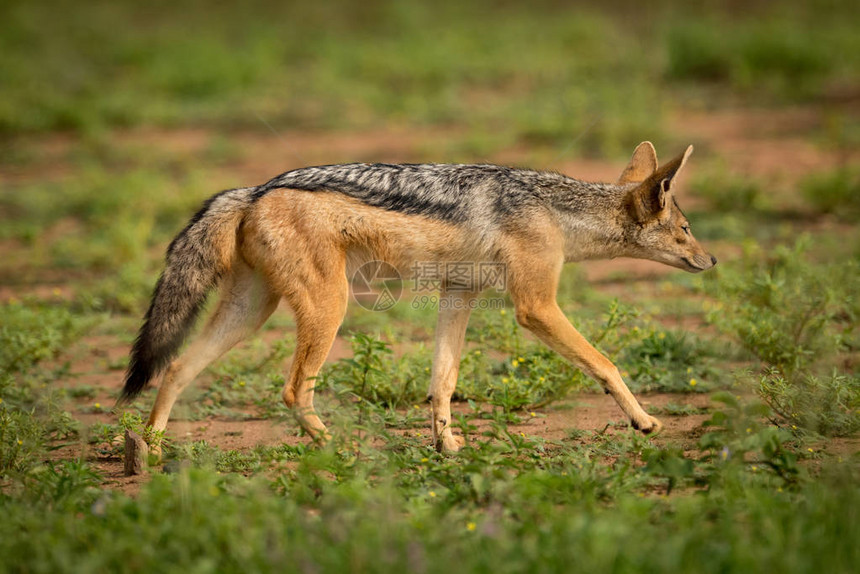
119, 188, 253, 402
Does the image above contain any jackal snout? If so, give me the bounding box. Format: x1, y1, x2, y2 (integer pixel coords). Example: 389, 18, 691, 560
670, 221, 717, 273
682, 250, 717, 273
634, 220, 716, 274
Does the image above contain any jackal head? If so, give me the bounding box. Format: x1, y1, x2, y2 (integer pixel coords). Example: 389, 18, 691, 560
618, 142, 716, 273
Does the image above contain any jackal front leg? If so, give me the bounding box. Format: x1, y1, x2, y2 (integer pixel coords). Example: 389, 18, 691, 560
428, 290, 477, 453
515, 302, 662, 435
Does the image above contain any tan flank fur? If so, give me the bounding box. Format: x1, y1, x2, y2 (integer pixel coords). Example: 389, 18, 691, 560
120, 143, 716, 456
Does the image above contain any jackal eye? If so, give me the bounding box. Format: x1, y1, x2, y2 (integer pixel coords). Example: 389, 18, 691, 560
681, 225, 691, 235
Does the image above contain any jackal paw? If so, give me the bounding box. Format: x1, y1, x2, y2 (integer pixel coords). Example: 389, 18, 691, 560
435, 433, 464, 454
310, 431, 333, 446
631, 415, 663, 436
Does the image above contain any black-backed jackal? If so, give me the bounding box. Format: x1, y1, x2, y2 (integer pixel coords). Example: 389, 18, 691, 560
120, 142, 716, 454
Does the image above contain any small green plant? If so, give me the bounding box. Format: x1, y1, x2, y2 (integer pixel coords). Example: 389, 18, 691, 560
167, 441, 262, 473
698, 392, 803, 487
320, 332, 431, 409
117, 410, 165, 451
705, 240, 859, 437
620, 328, 715, 392
705, 239, 847, 375
801, 167, 860, 221
17, 460, 103, 512
456, 346, 584, 412
66, 385, 98, 399
642, 446, 695, 495
0, 406, 44, 475
0, 302, 89, 375
759, 369, 860, 437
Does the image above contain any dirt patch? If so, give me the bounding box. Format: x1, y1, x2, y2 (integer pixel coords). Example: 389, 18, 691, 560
54, 383, 858, 498
62, 390, 720, 497
670, 105, 860, 180
453, 392, 715, 444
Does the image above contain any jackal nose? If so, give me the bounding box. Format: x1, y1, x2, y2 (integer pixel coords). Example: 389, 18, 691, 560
710, 255, 717, 266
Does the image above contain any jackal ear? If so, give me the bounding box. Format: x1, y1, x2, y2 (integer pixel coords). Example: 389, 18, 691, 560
626, 145, 693, 221
617, 141, 658, 185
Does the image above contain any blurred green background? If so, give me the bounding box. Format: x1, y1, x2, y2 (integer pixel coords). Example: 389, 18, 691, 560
2, 0, 858, 146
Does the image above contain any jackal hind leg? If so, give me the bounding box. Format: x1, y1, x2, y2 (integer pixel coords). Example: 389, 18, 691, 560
280, 265, 348, 444
428, 289, 478, 453
508, 259, 662, 435
146, 262, 280, 451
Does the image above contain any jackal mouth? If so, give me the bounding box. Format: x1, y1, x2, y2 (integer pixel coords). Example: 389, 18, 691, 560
681, 256, 708, 273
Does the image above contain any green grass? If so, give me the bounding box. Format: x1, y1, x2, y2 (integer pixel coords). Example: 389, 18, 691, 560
0, 0, 664, 156
2, 0, 858, 151
0, 302, 91, 375
703, 239, 860, 437
1, 390, 858, 573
